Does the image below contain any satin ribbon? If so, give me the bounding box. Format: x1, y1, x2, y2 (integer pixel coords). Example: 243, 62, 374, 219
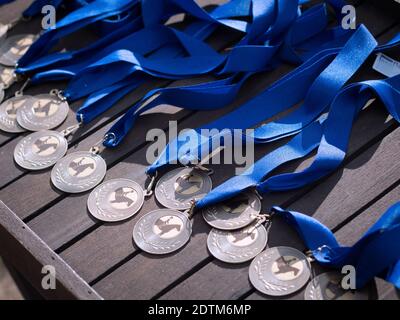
144, 25, 383, 176
63, 1, 331, 122
196, 73, 400, 208
66, 0, 325, 97
272, 202, 400, 289
102, 3, 348, 148
17, 0, 138, 67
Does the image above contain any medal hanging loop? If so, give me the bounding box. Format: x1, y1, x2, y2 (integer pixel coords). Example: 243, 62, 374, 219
90, 133, 115, 155
144, 172, 158, 197
185, 199, 197, 220
14, 77, 30, 97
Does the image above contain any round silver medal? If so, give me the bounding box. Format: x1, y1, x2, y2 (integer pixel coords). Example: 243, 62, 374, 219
207, 223, 268, 263
155, 167, 212, 210
88, 178, 145, 222
0, 65, 15, 90
16, 92, 69, 131
305, 272, 371, 300
0, 34, 36, 66
133, 209, 192, 255
0, 95, 33, 133
203, 191, 261, 230
51, 151, 107, 193
249, 246, 311, 297
14, 130, 68, 170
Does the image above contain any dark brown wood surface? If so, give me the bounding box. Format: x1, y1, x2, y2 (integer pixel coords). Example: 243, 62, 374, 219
0, 0, 399, 300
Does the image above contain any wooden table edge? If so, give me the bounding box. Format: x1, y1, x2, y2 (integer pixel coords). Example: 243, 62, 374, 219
0, 201, 102, 300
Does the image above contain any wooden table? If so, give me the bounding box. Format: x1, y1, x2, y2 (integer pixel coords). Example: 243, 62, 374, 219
0, 0, 399, 300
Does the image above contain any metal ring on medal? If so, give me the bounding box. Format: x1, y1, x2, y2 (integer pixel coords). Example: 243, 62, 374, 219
207, 223, 268, 263
51, 151, 107, 193
133, 209, 192, 255
0, 95, 32, 133
16, 94, 69, 131
88, 178, 145, 222
155, 167, 212, 210
305, 272, 372, 300
203, 191, 261, 230
0, 34, 37, 66
14, 130, 68, 170
249, 246, 311, 297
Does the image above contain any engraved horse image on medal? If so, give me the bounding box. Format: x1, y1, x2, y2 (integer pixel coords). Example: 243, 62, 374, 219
68, 157, 96, 177
0, 95, 33, 133
272, 256, 302, 279
110, 187, 136, 207
222, 195, 249, 214
154, 216, 183, 238
33, 100, 54, 117
33, 136, 59, 155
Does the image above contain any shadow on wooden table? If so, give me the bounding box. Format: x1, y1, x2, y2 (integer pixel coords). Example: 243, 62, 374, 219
0, 257, 23, 300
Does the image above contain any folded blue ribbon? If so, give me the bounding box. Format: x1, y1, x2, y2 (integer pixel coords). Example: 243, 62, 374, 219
273, 202, 400, 289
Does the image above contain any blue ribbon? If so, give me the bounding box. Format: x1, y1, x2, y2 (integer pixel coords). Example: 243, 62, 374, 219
66, 0, 332, 98
17, 0, 138, 67
196, 73, 400, 208
144, 25, 384, 176
102, 2, 348, 148
272, 202, 400, 289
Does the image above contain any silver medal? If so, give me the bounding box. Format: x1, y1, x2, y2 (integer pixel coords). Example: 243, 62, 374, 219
0, 65, 16, 90
88, 178, 145, 222
249, 246, 311, 296
305, 272, 371, 300
14, 130, 68, 170
207, 223, 268, 263
51, 151, 107, 193
0, 95, 32, 133
16, 91, 69, 131
0, 34, 36, 66
133, 209, 192, 255
155, 167, 212, 210
203, 191, 261, 230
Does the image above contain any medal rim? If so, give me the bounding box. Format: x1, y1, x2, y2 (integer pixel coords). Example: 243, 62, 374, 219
16, 93, 70, 131
304, 271, 372, 300
87, 178, 145, 222
133, 208, 192, 255
202, 191, 262, 230
207, 223, 268, 264
249, 246, 311, 297
0, 34, 37, 67
0, 95, 33, 133
155, 167, 212, 210
50, 151, 107, 194
14, 130, 68, 171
